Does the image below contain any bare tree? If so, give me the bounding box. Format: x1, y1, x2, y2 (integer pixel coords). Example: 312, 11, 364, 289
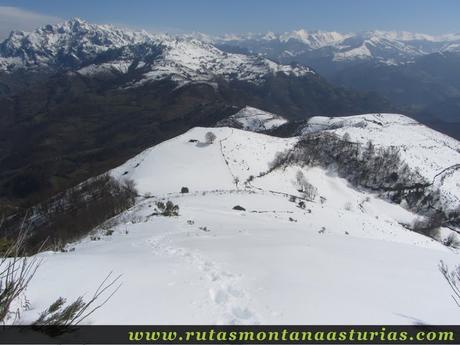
439, 260, 460, 307
296, 170, 317, 200
205, 132, 217, 144
19, 174, 138, 252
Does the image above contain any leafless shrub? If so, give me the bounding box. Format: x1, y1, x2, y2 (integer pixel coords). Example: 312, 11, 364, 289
0, 220, 42, 324
296, 170, 317, 200
295, 132, 437, 213
34, 272, 121, 326
439, 260, 460, 307
24, 174, 138, 252
1, 219, 121, 326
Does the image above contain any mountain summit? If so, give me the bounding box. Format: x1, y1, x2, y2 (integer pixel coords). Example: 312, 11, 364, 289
0, 19, 313, 85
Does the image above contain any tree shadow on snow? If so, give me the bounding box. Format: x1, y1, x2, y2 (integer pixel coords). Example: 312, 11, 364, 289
393, 313, 428, 325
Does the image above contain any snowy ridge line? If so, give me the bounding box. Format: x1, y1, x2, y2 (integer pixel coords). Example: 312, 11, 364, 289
213, 29, 460, 63
0, 19, 314, 85
215, 29, 460, 45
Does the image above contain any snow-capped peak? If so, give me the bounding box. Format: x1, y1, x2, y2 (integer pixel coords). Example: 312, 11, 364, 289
0, 19, 314, 85
368, 30, 460, 43
0, 18, 159, 70
213, 29, 460, 64
279, 29, 351, 48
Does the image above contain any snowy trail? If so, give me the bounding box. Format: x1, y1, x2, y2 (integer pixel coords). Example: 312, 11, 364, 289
148, 229, 260, 324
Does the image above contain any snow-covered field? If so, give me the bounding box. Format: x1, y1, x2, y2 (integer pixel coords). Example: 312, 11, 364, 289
18, 124, 460, 325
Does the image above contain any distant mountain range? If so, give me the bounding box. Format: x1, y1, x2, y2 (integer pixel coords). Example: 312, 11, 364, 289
213, 29, 460, 132
0, 19, 390, 210
0, 18, 312, 84
212, 29, 460, 64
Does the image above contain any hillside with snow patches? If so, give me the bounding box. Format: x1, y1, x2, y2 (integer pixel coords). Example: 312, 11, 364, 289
216, 106, 288, 132
16, 111, 460, 325
301, 113, 460, 211
0, 18, 312, 85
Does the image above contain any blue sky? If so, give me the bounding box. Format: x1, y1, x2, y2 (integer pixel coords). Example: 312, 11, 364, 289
0, 0, 459, 38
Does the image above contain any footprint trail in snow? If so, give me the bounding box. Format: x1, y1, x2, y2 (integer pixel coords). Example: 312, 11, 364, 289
148, 232, 259, 324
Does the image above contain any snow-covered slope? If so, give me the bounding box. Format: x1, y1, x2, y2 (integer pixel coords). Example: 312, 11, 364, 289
302, 113, 460, 210
111, 127, 297, 194
129, 38, 311, 86
216, 106, 288, 132
0, 19, 313, 85
279, 30, 351, 49
17, 126, 460, 325
332, 35, 423, 62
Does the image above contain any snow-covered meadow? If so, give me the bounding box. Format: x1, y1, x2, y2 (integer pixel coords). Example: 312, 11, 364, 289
17, 123, 460, 325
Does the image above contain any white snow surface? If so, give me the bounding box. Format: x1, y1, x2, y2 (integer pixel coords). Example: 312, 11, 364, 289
333, 43, 373, 61
16, 126, 460, 325
217, 106, 288, 132
279, 30, 351, 48
302, 113, 460, 210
